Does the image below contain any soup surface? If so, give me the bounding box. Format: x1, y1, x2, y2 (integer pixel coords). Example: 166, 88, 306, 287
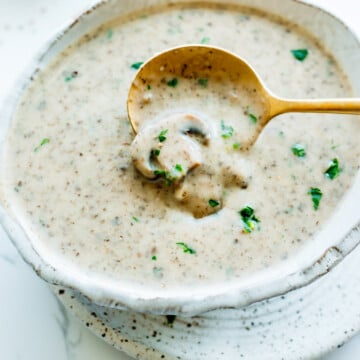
2, 3, 359, 291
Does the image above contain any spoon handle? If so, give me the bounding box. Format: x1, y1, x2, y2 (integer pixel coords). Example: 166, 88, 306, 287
269, 96, 360, 118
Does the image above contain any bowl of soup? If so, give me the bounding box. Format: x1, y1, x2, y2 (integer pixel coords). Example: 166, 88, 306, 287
0, 0, 359, 317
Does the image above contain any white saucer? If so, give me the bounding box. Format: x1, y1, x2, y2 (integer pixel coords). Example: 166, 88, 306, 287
56, 232, 360, 359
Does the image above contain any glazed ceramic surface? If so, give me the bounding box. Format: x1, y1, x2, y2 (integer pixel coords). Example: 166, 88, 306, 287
55, 235, 360, 359
0, 0, 360, 359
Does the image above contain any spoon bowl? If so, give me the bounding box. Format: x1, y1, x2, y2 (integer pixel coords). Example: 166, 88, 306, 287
127, 45, 360, 144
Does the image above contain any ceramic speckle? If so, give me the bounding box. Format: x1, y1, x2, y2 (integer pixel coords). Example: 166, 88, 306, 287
54, 234, 360, 359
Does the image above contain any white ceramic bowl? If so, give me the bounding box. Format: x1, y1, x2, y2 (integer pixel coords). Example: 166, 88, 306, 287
0, 0, 359, 317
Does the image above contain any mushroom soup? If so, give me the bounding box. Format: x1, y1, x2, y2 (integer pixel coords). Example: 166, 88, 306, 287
1, 3, 359, 290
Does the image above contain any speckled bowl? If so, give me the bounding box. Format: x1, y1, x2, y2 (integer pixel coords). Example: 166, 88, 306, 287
0, 0, 359, 318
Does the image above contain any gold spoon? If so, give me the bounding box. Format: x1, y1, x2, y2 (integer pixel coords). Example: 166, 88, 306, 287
127, 45, 360, 143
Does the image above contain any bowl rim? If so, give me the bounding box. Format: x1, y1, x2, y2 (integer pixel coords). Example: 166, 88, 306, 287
0, 0, 360, 316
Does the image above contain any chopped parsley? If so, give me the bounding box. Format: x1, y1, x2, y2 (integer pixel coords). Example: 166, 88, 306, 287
291, 49, 308, 61
167, 78, 178, 87
132, 216, 140, 222
154, 165, 182, 185
153, 169, 168, 177
151, 255, 157, 261
154, 169, 173, 186
232, 142, 241, 150
198, 78, 208, 87
308, 187, 322, 210
176, 242, 196, 254
291, 143, 306, 157
175, 164, 183, 172
158, 129, 168, 142
130, 62, 143, 70
65, 71, 78, 82
248, 113, 258, 124
151, 148, 161, 157
239, 206, 260, 233
34, 138, 50, 152
200, 36, 210, 44
147, 84, 151, 90
208, 199, 220, 208
324, 158, 341, 180
221, 120, 234, 139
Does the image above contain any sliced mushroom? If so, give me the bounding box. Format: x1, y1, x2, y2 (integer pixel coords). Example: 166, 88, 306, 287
131, 112, 212, 181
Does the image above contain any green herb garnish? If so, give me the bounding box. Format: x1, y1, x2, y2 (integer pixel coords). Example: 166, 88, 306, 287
130, 62, 144, 70
34, 138, 50, 152
198, 78, 208, 87
147, 84, 151, 90
176, 242, 196, 254
248, 113, 258, 124
151, 255, 157, 261
154, 169, 167, 176
154, 169, 167, 177
221, 120, 234, 139
167, 78, 178, 87
64, 71, 78, 82
291, 143, 306, 157
132, 216, 140, 222
158, 129, 168, 142
208, 199, 220, 208
324, 158, 341, 180
151, 149, 161, 157
291, 49, 308, 61
200, 37, 210, 44
175, 164, 183, 172
154, 169, 173, 186
308, 187, 322, 210
232, 142, 241, 150
239, 206, 260, 233
154, 164, 182, 185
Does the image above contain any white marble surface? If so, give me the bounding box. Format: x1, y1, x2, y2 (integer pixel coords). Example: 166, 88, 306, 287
0, 0, 359, 359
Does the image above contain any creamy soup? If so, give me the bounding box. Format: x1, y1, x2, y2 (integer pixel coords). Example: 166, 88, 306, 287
1, 3, 359, 290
